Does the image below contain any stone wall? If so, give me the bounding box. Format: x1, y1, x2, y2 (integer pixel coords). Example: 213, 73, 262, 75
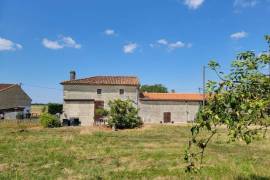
138, 100, 201, 123
63, 100, 94, 126
62, 85, 139, 125
63, 85, 139, 108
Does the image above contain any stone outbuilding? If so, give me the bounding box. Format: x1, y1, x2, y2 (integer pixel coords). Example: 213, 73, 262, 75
0, 84, 32, 119
139, 93, 203, 124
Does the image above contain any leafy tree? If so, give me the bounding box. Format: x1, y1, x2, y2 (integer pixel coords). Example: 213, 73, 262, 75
140, 84, 168, 93
105, 99, 143, 129
48, 103, 63, 115
185, 35, 270, 172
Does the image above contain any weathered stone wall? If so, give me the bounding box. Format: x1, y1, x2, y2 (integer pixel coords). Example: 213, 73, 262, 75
63, 85, 139, 108
62, 85, 138, 125
63, 100, 94, 126
0, 85, 32, 110
138, 100, 201, 123
62, 84, 202, 125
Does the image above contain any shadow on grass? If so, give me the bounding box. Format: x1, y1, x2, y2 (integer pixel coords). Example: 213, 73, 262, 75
235, 174, 270, 180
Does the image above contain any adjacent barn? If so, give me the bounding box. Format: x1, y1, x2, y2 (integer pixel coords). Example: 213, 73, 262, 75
139, 93, 203, 123
0, 84, 32, 119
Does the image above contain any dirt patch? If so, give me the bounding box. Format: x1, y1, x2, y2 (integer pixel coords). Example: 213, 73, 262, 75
79, 126, 112, 135
0, 163, 8, 172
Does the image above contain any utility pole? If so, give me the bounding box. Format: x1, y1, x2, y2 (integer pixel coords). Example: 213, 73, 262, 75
203, 65, 206, 107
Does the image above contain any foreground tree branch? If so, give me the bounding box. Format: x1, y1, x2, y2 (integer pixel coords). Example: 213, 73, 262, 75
184, 35, 270, 172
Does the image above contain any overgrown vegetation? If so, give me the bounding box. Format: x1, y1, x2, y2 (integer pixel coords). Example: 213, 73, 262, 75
0, 125, 269, 179
39, 113, 61, 128
140, 84, 168, 93
185, 35, 270, 172
104, 99, 143, 129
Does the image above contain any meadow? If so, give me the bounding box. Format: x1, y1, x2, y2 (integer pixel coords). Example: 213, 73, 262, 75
31, 104, 48, 116
0, 122, 270, 179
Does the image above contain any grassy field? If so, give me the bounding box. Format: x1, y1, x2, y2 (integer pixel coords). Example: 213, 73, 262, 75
31, 104, 48, 116
0, 123, 270, 179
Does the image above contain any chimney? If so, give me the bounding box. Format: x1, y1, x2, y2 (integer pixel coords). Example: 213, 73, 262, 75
70, 71, 76, 80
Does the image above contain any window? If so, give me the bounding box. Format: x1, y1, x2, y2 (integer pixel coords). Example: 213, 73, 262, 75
119, 89, 124, 95
97, 89, 102, 94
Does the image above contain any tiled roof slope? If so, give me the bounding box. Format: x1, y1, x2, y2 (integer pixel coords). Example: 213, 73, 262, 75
140, 93, 205, 101
61, 76, 140, 86
0, 84, 15, 92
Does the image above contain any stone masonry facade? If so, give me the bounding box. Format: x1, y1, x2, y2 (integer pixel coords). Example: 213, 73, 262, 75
61, 74, 203, 126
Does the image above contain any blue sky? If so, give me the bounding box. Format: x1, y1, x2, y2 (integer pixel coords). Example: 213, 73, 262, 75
0, 0, 270, 103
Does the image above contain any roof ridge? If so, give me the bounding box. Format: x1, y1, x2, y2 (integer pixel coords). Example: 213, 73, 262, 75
143, 92, 203, 95
61, 75, 140, 86
0, 84, 17, 92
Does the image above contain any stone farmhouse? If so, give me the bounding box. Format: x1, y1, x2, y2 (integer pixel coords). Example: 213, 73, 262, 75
0, 84, 32, 119
61, 71, 204, 126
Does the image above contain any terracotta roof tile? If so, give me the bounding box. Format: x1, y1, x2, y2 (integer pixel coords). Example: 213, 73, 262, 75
140, 93, 205, 101
61, 76, 140, 86
0, 84, 15, 92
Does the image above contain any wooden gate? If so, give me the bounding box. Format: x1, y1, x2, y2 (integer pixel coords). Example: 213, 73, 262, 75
163, 112, 171, 123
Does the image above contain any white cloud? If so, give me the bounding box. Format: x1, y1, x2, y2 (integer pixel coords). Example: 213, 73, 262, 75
184, 0, 205, 9
42, 38, 63, 50
157, 39, 168, 45
42, 36, 81, 50
0, 37, 22, 51
154, 38, 191, 50
61, 36, 81, 49
104, 29, 116, 36
230, 31, 248, 40
168, 41, 185, 50
234, 0, 258, 8
123, 43, 137, 54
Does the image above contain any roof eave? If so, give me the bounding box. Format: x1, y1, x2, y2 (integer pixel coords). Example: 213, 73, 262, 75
140, 98, 204, 102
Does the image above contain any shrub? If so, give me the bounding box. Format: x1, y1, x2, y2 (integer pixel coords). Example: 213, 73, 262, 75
95, 108, 109, 117
106, 99, 143, 129
48, 103, 63, 115
39, 113, 61, 128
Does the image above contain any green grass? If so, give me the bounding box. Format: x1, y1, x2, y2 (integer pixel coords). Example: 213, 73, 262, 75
0, 123, 270, 179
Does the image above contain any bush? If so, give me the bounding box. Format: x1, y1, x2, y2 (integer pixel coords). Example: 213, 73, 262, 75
107, 99, 143, 129
95, 108, 109, 117
48, 103, 63, 115
39, 113, 61, 128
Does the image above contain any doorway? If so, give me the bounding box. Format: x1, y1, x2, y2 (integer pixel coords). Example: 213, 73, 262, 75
163, 112, 171, 123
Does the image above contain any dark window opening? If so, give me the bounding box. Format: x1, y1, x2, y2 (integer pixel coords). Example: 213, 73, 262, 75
120, 89, 124, 95
97, 89, 102, 94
